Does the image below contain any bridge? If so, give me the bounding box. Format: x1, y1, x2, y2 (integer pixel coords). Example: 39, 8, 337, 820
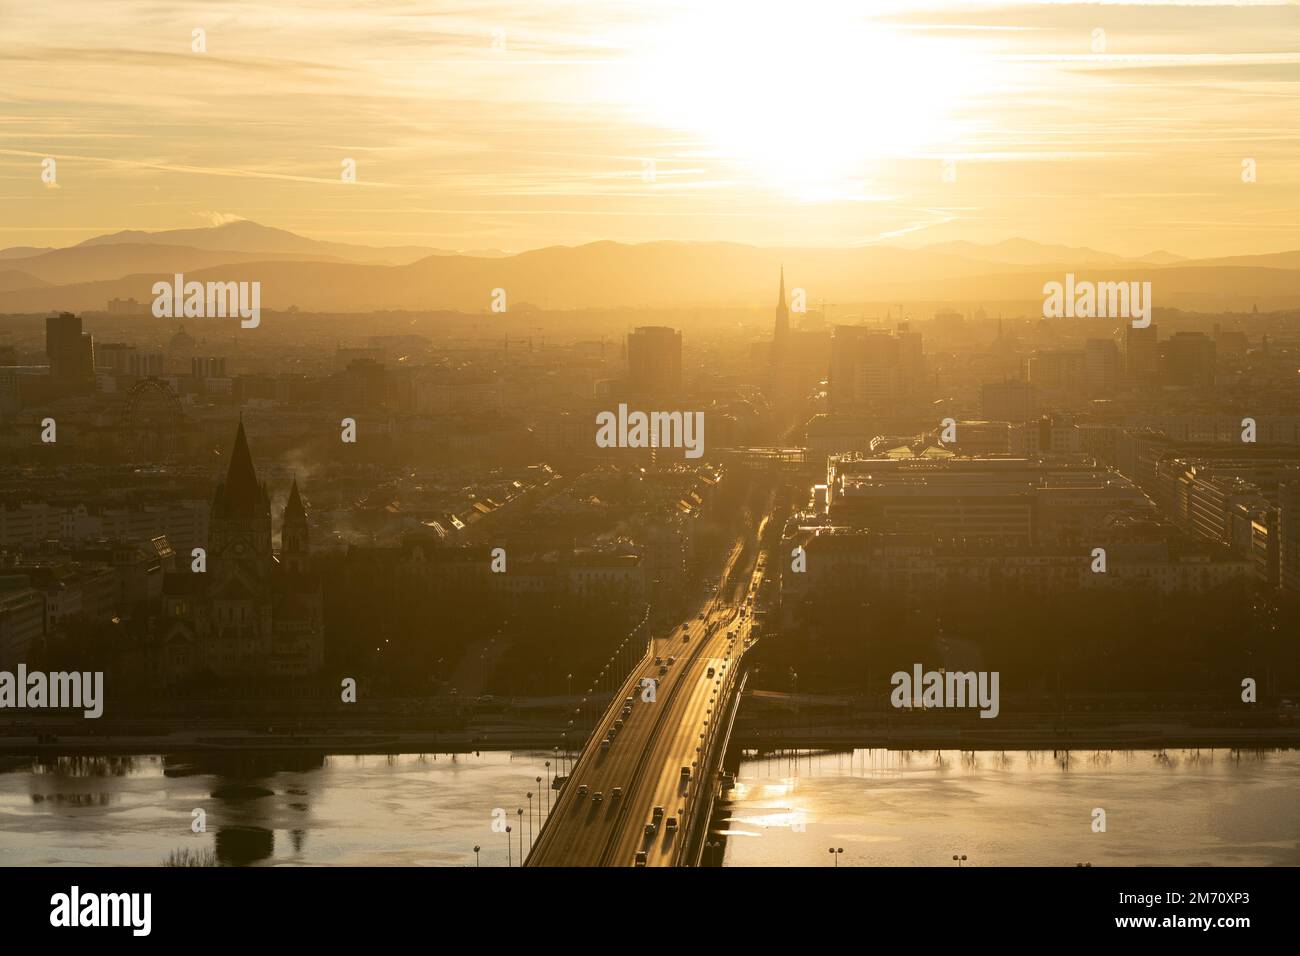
527, 530, 769, 867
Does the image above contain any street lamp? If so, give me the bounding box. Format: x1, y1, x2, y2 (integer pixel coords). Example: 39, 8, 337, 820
517, 808, 524, 861
829, 847, 843, 867
527, 792, 534, 846
506, 826, 512, 867
953, 854, 967, 868
473, 844, 480, 867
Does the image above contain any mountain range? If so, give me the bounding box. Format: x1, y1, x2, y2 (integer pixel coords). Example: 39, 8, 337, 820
0, 221, 1295, 315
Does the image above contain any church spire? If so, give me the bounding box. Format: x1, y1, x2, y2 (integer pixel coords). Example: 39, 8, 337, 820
285, 476, 305, 522
774, 267, 789, 342
215, 419, 268, 519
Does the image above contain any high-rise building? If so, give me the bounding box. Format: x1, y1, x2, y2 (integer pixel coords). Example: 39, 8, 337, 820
1164, 331, 1215, 388
626, 326, 682, 396
1085, 338, 1120, 396
829, 326, 915, 412
1027, 349, 1086, 395
45, 312, 95, 386
1125, 324, 1160, 386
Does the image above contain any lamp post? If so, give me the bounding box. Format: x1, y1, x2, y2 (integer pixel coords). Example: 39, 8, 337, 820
527, 792, 534, 846
517, 808, 524, 861
829, 847, 843, 867
473, 844, 480, 867
952, 854, 967, 868
506, 826, 512, 867
705, 839, 722, 867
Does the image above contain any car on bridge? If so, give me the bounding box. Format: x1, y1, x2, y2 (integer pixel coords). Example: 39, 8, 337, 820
578, 784, 588, 797
592, 791, 603, 804
644, 822, 656, 838
665, 817, 678, 833
706, 666, 715, 678
680, 766, 691, 779
611, 787, 622, 799
600, 737, 611, 750
634, 851, 647, 866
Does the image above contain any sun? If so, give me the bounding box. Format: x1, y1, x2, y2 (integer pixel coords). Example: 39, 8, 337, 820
621, 0, 983, 198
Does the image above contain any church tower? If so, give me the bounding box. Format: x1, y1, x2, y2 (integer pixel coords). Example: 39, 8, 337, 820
774, 267, 790, 346
207, 419, 274, 669
768, 268, 794, 411
280, 477, 309, 573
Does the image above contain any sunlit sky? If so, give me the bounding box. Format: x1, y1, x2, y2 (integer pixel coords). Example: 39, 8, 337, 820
2, 0, 1298, 257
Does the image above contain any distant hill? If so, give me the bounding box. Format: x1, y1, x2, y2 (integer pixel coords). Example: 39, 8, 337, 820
919, 238, 1129, 266
70, 220, 502, 265
1, 238, 1295, 315
0, 243, 354, 287
0, 270, 48, 292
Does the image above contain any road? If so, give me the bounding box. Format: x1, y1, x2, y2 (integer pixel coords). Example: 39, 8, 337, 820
528, 535, 765, 867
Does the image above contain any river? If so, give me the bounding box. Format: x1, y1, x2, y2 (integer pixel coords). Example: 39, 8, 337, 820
1, 748, 1296, 866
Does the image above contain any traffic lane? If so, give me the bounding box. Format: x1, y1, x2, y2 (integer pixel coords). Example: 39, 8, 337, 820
532, 617, 708, 864
620, 637, 734, 866
531, 552, 743, 865
648, 623, 746, 865
530, 654, 651, 864
608, 626, 730, 866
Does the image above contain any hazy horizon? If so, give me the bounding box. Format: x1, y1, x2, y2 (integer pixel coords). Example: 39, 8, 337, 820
4, 0, 1298, 257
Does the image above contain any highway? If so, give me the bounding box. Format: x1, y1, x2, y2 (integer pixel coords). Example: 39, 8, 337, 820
528, 531, 767, 867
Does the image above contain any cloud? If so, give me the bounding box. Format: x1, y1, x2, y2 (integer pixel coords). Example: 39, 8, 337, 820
196, 211, 246, 227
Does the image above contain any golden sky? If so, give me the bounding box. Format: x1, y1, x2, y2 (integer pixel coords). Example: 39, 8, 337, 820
3, 0, 1298, 257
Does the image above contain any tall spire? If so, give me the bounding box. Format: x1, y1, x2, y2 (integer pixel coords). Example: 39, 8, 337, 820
285, 476, 306, 522
216, 419, 266, 518
774, 267, 789, 342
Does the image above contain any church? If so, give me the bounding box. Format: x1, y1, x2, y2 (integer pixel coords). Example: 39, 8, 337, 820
159, 420, 324, 686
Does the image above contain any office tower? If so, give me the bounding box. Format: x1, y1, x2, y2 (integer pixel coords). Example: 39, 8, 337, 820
1125, 323, 1160, 386
1027, 349, 1086, 394
1085, 338, 1121, 397
1164, 332, 1215, 388
45, 312, 95, 386
627, 325, 682, 396
829, 326, 905, 412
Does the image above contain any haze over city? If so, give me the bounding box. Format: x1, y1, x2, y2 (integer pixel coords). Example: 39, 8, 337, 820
3, 0, 1299, 256
1, 2, 1298, 916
